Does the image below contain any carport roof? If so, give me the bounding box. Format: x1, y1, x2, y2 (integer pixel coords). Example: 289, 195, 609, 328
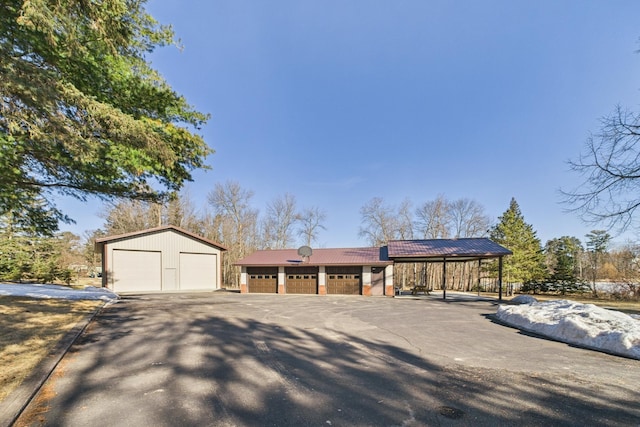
235, 247, 392, 267
387, 238, 512, 262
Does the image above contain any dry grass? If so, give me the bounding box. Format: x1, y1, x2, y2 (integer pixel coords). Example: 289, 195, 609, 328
0, 296, 102, 402
72, 277, 102, 288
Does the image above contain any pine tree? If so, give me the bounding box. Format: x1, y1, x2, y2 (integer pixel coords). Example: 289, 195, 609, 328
490, 198, 546, 285
1, 1, 211, 233
545, 236, 586, 294
0, 212, 75, 283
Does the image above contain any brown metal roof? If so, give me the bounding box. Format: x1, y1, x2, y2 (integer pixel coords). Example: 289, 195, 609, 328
235, 247, 391, 267
94, 225, 227, 251
387, 238, 511, 262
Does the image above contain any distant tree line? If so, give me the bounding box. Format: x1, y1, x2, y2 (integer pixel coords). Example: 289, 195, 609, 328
88, 181, 328, 288
0, 184, 638, 300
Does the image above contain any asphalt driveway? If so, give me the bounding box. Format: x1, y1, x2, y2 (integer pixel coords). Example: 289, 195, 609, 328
15, 292, 640, 426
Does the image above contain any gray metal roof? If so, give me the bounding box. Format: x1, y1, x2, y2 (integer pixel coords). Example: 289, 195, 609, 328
235, 247, 391, 267
387, 238, 512, 262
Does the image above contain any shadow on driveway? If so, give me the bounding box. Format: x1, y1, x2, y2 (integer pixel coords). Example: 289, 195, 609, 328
15, 293, 640, 426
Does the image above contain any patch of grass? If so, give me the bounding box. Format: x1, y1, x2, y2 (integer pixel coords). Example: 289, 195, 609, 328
0, 296, 102, 402
72, 277, 102, 288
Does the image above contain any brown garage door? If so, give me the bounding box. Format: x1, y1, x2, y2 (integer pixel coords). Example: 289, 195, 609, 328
247, 267, 278, 293
326, 266, 361, 295
285, 266, 318, 294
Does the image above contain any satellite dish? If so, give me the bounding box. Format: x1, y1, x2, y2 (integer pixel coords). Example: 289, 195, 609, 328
297, 245, 313, 257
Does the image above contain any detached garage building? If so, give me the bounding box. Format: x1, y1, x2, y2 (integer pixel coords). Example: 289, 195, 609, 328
236, 238, 512, 299
95, 226, 226, 293
235, 247, 394, 296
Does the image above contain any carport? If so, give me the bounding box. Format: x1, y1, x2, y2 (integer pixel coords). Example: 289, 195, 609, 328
387, 238, 512, 301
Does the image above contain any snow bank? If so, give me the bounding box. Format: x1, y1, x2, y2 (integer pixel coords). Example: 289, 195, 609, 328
497, 300, 640, 360
510, 295, 538, 304
0, 283, 118, 302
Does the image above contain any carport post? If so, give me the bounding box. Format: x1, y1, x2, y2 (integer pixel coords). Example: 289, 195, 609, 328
498, 256, 504, 302
442, 258, 447, 300
477, 259, 482, 296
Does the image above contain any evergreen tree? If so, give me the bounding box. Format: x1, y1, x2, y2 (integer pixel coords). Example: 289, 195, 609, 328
490, 198, 546, 285
544, 236, 586, 294
0, 213, 75, 283
1, 1, 211, 233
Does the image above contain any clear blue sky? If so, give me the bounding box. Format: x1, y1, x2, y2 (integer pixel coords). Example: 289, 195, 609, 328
59, 0, 640, 248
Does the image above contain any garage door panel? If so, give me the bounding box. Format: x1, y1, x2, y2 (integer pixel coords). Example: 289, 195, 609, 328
248, 267, 278, 293
327, 278, 360, 294
112, 250, 161, 293
179, 253, 217, 291
326, 267, 361, 295
285, 267, 318, 294
286, 274, 317, 294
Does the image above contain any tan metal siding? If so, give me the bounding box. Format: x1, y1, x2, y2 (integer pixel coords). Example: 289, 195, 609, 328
103, 229, 223, 292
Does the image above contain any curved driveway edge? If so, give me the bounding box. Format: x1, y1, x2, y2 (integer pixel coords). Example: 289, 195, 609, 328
14, 293, 640, 426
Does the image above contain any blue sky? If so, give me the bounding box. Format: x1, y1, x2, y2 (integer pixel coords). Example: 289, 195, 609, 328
59, 0, 640, 248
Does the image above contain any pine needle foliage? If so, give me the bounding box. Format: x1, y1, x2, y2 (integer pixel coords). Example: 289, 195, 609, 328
490, 198, 546, 284
0, 0, 212, 233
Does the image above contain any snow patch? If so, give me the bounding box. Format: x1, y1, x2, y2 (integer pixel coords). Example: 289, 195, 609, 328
497, 299, 640, 360
510, 295, 538, 304
0, 283, 118, 302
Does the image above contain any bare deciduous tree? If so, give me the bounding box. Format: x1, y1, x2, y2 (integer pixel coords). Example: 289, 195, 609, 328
297, 206, 327, 247
449, 198, 491, 238
414, 195, 451, 239
101, 191, 203, 236
101, 199, 161, 235
262, 193, 299, 249
564, 106, 640, 232
608, 243, 640, 299
412, 196, 492, 291
207, 181, 260, 287
585, 229, 611, 297
397, 198, 415, 240
358, 197, 399, 246
163, 191, 202, 233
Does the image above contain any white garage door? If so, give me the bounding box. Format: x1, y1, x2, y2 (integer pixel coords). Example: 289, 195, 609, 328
179, 253, 217, 291
112, 250, 162, 292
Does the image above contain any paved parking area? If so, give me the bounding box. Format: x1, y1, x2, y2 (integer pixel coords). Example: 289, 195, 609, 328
16, 292, 640, 426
